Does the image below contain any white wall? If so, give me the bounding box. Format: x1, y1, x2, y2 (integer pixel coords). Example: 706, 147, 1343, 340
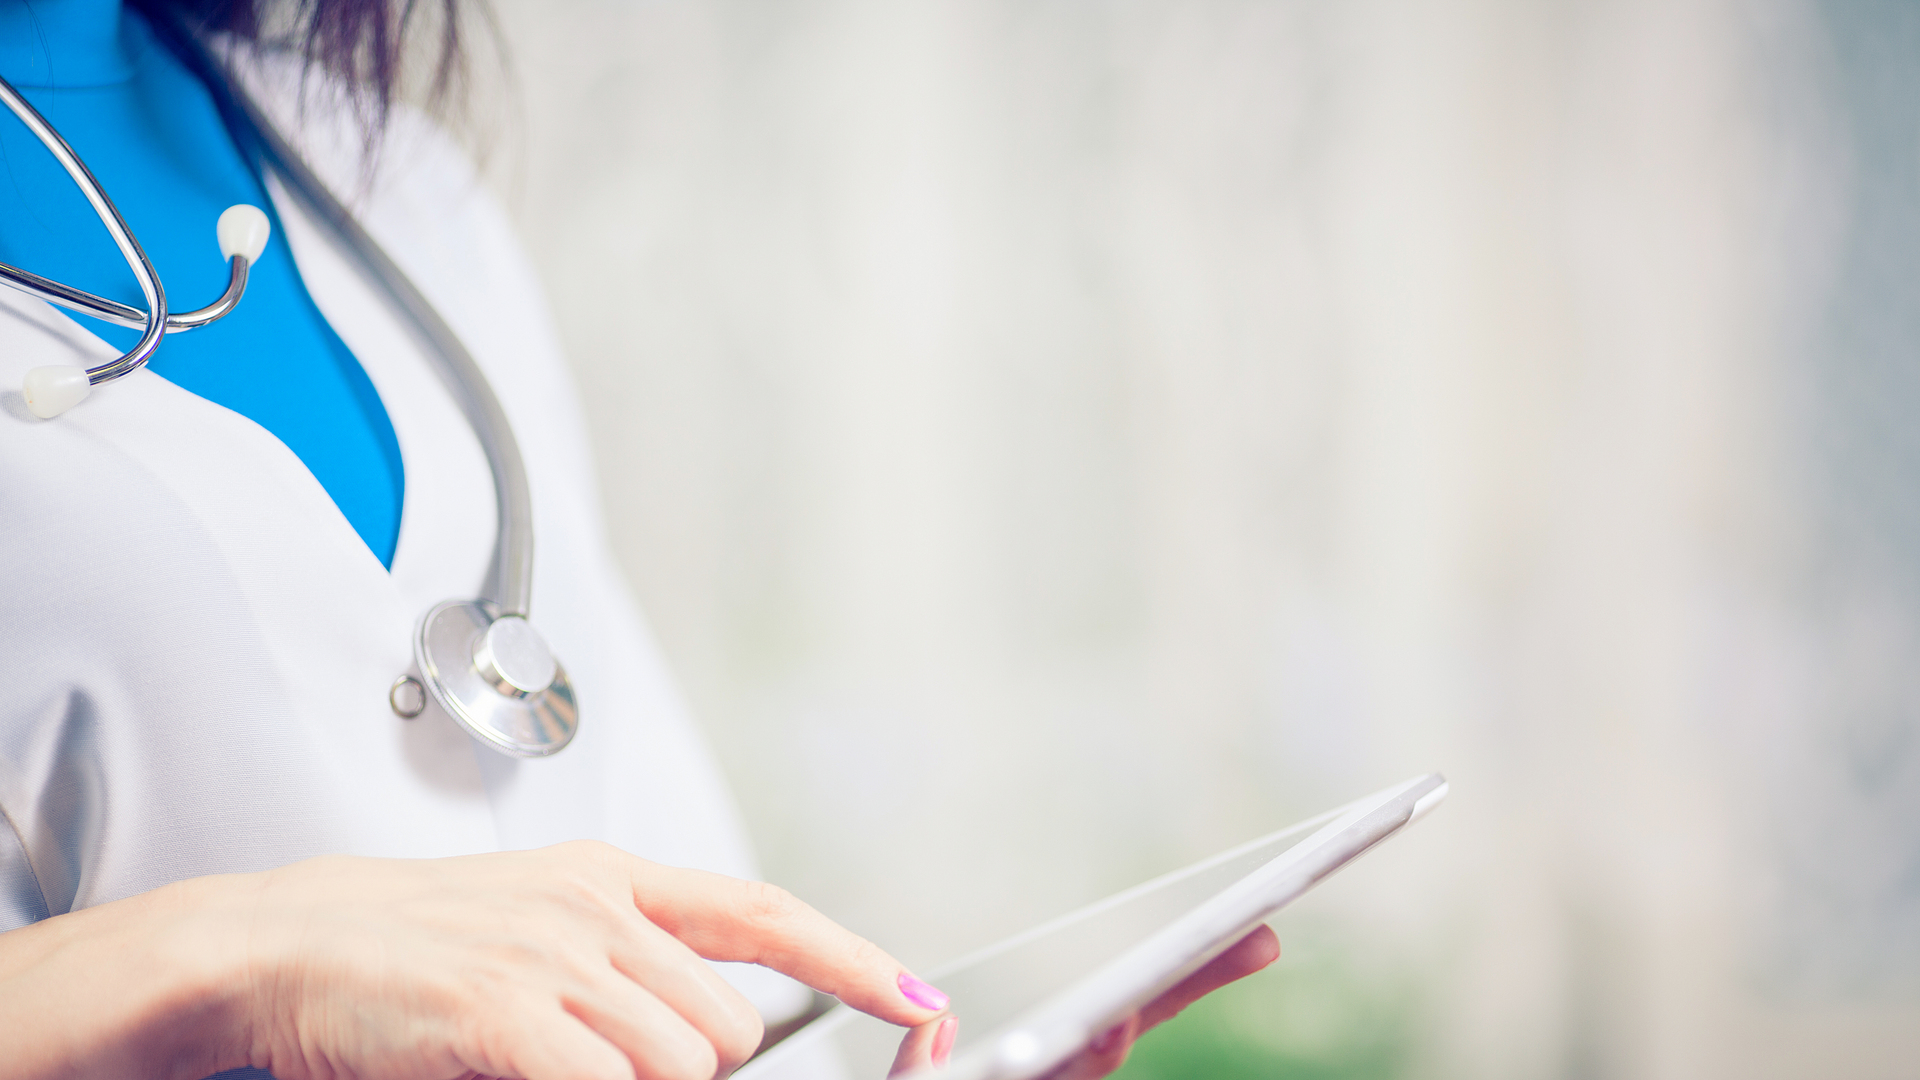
486, 2, 1920, 1076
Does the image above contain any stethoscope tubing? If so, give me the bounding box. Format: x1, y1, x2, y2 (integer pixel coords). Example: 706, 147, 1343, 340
155, 13, 536, 619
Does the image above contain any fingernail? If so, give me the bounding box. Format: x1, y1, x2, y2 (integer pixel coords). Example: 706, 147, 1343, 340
933, 1016, 959, 1066
898, 972, 950, 1011
1090, 1022, 1128, 1055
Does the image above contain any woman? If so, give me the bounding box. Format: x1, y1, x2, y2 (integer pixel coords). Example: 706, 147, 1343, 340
0, 1, 1276, 1077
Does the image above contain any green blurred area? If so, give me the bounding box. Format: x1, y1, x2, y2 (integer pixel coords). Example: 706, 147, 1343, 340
1115, 923, 1415, 1080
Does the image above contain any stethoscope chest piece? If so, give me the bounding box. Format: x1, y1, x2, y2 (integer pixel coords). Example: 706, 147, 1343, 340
415, 600, 579, 757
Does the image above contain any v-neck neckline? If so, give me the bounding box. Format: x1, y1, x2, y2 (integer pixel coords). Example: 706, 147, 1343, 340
26, 171, 500, 621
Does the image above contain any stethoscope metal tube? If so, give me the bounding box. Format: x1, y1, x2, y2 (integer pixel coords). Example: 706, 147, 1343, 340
0, 28, 579, 758
0, 73, 167, 387
1, 71, 272, 420
3, 240, 254, 332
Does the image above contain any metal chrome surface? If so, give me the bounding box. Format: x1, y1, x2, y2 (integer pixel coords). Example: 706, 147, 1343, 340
0, 253, 251, 332
416, 600, 578, 757
471, 615, 558, 697
0, 72, 167, 385
389, 675, 427, 718
168, 255, 251, 329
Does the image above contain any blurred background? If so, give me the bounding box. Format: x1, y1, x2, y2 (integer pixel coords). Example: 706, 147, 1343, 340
479, 1, 1920, 1077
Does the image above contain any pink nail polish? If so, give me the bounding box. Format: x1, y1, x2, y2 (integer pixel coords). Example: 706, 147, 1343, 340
933, 1016, 959, 1066
898, 972, 950, 1011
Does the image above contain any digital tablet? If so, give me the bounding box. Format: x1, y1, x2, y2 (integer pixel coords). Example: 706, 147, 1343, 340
739, 772, 1448, 1080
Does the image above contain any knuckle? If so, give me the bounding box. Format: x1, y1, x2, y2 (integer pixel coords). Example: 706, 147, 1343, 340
839, 932, 887, 973
463, 1009, 531, 1077
736, 881, 799, 929
533, 858, 625, 915
571, 838, 625, 866
555, 838, 622, 867
715, 1010, 766, 1071
653, 1035, 719, 1080
591, 1062, 639, 1080
557, 869, 618, 911
688, 1041, 722, 1080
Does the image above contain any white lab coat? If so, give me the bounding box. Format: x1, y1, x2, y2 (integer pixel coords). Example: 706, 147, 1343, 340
0, 48, 807, 1022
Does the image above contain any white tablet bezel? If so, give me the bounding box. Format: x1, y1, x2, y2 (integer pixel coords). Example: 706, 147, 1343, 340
744, 772, 1448, 1080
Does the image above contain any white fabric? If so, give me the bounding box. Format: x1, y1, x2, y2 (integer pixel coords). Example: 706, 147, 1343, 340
0, 51, 807, 1021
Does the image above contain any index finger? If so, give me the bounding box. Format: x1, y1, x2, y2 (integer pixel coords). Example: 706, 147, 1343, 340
628, 862, 949, 1027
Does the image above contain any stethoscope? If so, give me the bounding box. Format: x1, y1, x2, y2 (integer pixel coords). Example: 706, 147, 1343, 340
0, 26, 580, 759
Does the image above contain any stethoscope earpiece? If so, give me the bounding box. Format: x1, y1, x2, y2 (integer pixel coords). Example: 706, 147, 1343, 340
23, 365, 91, 418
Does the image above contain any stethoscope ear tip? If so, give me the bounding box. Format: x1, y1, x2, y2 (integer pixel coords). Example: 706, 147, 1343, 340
23, 365, 91, 419
217, 204, 272, 263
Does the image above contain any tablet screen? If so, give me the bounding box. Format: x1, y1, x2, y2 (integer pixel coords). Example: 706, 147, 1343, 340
746, 815, 1332, 1080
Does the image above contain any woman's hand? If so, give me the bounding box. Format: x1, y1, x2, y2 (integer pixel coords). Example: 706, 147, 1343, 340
0, 840, 949, 1080
885, 925, 1280, 1079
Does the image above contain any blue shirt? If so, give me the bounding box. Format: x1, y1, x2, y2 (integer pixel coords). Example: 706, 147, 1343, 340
0, 0, 405, 567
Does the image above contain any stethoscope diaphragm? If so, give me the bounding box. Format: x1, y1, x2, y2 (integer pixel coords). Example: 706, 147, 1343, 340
415, 600, 580, 757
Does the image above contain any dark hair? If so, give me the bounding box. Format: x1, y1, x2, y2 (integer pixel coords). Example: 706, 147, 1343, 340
128, 0, 487, 130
